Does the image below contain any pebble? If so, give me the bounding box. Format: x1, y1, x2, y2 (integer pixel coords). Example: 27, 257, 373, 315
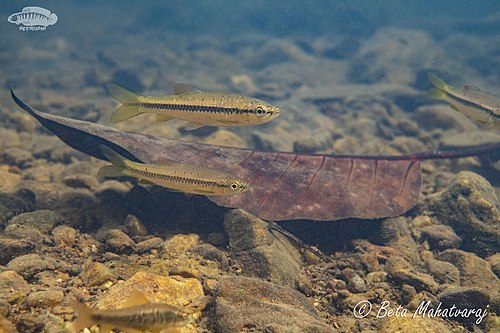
384, 257, 438, 292
424, 171, 499, 257
0, 298, 9, 317
7, 210, 63, 235
0, 314, 16, 333
6, 254, 54, 280
437, 287, 490, 326
424, 259, 460, 285
124, 214, 148, 237
487, 253, 500, 278
341, 268, 367, 293
135, 237, 163, 254
3, 224, 44, 245
25, 290, 64, 308
2, 148, 33, 168
104, 229, 135, 254
0, 238, 35, 265
15, 313, 44, 333
51, 225, 78, 247
418, 224, 462, 250
380, 217, 420, 264
0, 190, 35, 228
0, 271, 30, 303
96, 271, 205, 317
379, 313, 453, 333
436, 249, 500, 298
224, 209, 301, 288
214, 276, 335, 333
162, 234, 199, 257
192, 243, 229, 269
79, 261, 113, 287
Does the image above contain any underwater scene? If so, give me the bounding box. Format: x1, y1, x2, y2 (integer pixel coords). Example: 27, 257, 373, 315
0, 1, 499, 332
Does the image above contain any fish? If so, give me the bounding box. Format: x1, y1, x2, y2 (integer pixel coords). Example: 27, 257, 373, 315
106, 83, 281, 130
97, 145, 249, 196
72, 290, 194, 333
7, 6, 58, 27
427, 73, 500, 129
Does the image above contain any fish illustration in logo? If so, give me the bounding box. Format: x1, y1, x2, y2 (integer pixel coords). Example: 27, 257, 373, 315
7, 6, 58, 28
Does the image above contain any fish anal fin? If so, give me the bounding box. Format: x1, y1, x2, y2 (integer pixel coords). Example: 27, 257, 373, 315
122, 289, 151, 308
174, 82, 201, 95
156, 114, 174, 122
110, 105, 142, 123
139, 179, 155, 185
184, 122, 205, 131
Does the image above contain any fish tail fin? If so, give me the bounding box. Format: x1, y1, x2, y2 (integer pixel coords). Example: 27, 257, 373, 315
97, 165, 125, 180
110, 105, 142, 123
71, 300, 94, 332
106, 83, 140, 103
107, 84, 142, 123
427, 73, 448, 91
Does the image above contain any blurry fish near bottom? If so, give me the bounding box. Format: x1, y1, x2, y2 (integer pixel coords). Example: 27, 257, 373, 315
98, 145, 249, 196
427, 73, 500, 129
72, 291, 193, 333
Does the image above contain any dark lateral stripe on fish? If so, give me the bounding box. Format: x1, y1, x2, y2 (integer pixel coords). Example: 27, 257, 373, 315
138, 103, 254, 115
131, 168, 226, 188
445, 91, 499, 117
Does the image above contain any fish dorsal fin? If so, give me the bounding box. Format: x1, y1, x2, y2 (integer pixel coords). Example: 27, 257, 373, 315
122, 290, 150, 308
174, 82, 201, 95
464, 85, 481, 92
156, 114, 174, 122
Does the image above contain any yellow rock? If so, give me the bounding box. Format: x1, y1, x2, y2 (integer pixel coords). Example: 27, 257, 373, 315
0, 166, 21, 192
163, 234, 200, 257
380, 314, 452, 332
96, 271, 206, 319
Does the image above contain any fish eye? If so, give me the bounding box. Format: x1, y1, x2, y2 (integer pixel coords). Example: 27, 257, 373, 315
230, 181, 239, 190
255, 106, 266, 118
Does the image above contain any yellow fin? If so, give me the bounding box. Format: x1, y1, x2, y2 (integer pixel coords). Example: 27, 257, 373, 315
97, 165, 124, 180
426, 88, 446, 101
427, 73, 448, 91
156, 114, 174, 122
71, 300, 94, 332
139, 179, 155, 185
174, 82, 201, 95
106, 83, 140, 103
110, 104, 142, 123
99, 145, 127, 168
122, 289, 151, 308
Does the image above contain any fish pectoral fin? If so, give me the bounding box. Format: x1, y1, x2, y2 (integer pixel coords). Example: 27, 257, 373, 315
450, 105, 460, 112
184, 122, 205, 131
156, 114, 175, 122
427, 73, 448, 91
97, 165, 124, 180
174, 82, 201, 94
123, 289, 151, 308
426, 88, 445, 101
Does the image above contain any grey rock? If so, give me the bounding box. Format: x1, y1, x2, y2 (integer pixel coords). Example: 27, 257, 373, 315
7, 210, 63, 235
79, 261, 113, 287
487, 253, 500, 278
51, 225, 77, 246
0, 190, 35, 228
224, 209, 301, 288
3, 224, 44, 244
214, 276, 335, 333
436, 249, 500, 298
342, 268, 367, 293
0, 238, 35, 265
193, 243, 229, 269
104, 229, 135, 254
437, 287, 490, 326
419, 225, 462, 250
380, 217, 420, 264
6, 254, 54, 280
124, 214, 148, 237
384, 257, 438, 292
135, 237, 163, 254
15, 313, 44, 333
425, 171, 499, 257
25, 290, 64, 308
424, 259, 460, 285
